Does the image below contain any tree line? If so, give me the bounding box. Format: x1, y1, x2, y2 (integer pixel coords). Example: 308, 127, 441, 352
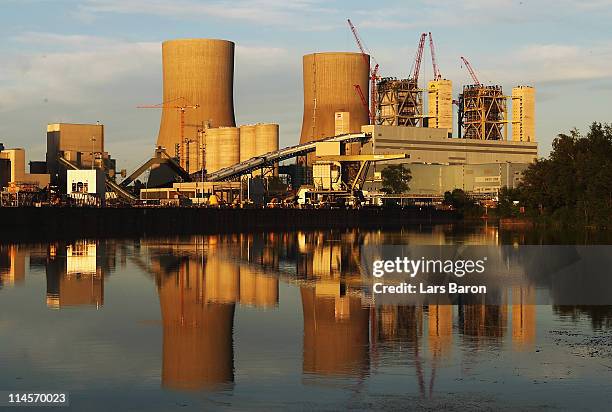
499, 122, 612, 227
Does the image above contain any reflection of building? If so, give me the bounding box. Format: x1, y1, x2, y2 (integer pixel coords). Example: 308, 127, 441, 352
301, 287, 369, 376
0, 245, 26, 288
377, 305, 423, 346
428, 304, 453, 359
46, 241, 104, 309
512, 286, 536, 350
157, 258, 235, 391
459, 303, 508, 341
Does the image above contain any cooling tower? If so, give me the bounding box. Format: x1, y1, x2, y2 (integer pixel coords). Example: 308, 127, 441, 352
205, 127, 239, 174
299, 53, 369, 151
239, 125, 257, 162
157, 39, 236, 169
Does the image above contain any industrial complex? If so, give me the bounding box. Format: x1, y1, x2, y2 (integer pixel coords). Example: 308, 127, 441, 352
0, 21, 536, 209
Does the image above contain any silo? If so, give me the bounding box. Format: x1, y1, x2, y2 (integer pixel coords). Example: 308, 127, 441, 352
255, 123, 279, 156
204, 128, 219, 174
299, 52, 369, 154
239, 125, 257, 162
206, 127, 239, 173
157, 39, 236, 165
217, 127, 240, 171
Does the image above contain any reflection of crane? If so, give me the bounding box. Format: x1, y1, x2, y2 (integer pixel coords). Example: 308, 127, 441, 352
137, 97, 199, 169
460, 56, 481, 86
412, 33, 428, 83
428, 32, 441, 80
347, 19, 379, 125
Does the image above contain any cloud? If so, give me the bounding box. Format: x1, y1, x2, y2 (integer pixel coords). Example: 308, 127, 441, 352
0, 33, 160, 111
76, 0, 339, 29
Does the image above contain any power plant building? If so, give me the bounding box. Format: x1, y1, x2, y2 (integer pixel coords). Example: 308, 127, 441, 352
156, 39, 236, 173
46, 123, 115, 188
427, 79, 453, 137
300, 52, 369, 160
512, 86, 536, 142
0, 148, 50, 189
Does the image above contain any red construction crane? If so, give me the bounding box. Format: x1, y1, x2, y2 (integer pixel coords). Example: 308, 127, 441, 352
428, 32, 441, 80
412, 33, 428, 83
460, 56, 481, 86
347, 18, 379, 124
137, 97, 199, 168
353, 84, 369, 118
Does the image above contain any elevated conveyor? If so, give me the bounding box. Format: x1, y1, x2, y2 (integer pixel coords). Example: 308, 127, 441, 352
193, 132, 371, 182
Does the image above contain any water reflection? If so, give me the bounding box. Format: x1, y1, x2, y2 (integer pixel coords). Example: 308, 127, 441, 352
1, 226, 611, 403
0, 245, 26, 288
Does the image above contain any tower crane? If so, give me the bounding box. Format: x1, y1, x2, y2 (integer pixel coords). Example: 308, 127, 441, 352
411, 33, 428, 84
428, 32, 441, 80
347, 18, 379, 125
137, 97, 199, 170
460, 56, 481, 86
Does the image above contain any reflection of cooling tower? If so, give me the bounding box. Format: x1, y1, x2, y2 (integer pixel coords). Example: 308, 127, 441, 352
301, 288, 369, 376
205, 255, 239, 303
158, 266, 235, 391
239, 266, 279, 308
299, 53, 369, 150
157, 39, 236, 160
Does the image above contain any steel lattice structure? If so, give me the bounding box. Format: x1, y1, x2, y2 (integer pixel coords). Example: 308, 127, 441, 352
460, 85, 507, 140
376, 78, 423, 127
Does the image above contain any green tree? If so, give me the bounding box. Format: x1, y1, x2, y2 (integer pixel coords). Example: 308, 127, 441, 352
381, 164, 411, 194
517, 122, 612, 226
443, 188, 483, 218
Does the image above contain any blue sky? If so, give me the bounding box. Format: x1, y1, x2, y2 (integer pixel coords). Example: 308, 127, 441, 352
1, 0, 611, 171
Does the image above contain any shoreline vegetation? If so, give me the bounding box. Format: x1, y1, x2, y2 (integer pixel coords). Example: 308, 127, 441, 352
451, 123, 612, 230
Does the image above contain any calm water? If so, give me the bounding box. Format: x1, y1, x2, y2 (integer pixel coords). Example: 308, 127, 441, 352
1, 225, 611, 411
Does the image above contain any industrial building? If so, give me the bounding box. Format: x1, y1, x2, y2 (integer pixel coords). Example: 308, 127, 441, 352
398, 162, 530, 196
46, 123, 116, 188
512, 86, 536, 142
427, 79, 453, 137
360, 125, 537, 196
0, 147, 50, 190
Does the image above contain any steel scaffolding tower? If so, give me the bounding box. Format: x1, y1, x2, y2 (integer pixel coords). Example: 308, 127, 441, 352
459, 85, 507, 140
376, 78, 423, 127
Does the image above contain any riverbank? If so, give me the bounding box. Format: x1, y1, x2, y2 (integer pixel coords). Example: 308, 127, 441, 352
0, 206, 459, 241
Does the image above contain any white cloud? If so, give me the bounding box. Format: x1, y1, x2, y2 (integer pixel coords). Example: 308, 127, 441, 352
77, 0, 338, 29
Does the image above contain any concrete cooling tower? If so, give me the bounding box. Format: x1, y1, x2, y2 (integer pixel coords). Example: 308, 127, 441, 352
299, 52, 370, 151
157, 39, 236, 171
